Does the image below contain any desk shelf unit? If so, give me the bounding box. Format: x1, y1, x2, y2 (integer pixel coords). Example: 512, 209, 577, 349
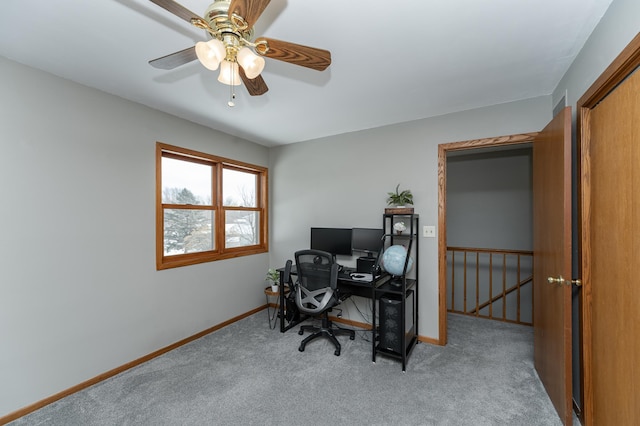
372, 213, 419, 372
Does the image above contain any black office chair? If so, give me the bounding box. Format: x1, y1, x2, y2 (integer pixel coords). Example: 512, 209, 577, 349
287, 249, 355, 356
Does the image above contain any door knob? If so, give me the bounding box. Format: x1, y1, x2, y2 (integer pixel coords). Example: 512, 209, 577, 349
547, 276, 565, 285
547, 276, 582, 286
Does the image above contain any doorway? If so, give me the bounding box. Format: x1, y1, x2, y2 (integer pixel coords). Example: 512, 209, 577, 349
436, 133, 538, 344
445, 145, 534, 325
437, 114, 574, 425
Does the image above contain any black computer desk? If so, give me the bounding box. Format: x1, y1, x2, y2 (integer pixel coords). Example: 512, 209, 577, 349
276, 266, 391, 333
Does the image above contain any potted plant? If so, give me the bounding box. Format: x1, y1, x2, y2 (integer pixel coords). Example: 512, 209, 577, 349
386, 184, 414, 214
387, 184, 414, 207
266, 268, 280, 292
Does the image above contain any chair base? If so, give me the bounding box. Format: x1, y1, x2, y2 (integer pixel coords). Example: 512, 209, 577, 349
298, 316, 355, 356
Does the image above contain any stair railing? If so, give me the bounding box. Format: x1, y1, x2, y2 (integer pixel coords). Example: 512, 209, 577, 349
447, 246, 533, 325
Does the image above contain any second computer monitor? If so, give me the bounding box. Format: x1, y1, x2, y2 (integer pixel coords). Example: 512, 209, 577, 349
351, 228, 384, 258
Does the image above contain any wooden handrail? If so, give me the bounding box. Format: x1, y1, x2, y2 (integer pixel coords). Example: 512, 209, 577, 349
470, 276, 533, 314
447, 246, 533, 256
447, 246, 533, 326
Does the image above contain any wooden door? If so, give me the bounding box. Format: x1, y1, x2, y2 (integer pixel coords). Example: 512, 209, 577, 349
533, 107, 573, 425
579, 63, 640, 424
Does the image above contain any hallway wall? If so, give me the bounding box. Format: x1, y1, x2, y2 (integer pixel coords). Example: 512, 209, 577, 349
446, 148, 533, 250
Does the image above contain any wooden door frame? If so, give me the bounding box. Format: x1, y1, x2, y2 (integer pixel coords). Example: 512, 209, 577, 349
576, 32, 640, 426
437, 132, 538, 345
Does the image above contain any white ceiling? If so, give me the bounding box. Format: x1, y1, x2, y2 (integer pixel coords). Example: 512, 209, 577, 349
0, 0, 612, 147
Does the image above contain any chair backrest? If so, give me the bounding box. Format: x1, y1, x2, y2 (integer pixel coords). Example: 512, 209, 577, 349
294, 249, 339, 314
295, 249, 338, 290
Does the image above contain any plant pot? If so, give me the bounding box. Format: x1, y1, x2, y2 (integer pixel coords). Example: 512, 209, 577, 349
385, 207, 415, 214
270, 284, 279, 293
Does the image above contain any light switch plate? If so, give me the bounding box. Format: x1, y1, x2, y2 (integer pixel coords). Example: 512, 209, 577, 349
423, 226, 436, 238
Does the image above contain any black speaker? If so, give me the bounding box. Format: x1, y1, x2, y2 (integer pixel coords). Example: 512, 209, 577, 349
357, 256, 377, 274
379, 291, 414, 354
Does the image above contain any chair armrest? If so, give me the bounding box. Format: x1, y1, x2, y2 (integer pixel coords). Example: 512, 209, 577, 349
283, 259, 293, 285
330, 263, 339, 290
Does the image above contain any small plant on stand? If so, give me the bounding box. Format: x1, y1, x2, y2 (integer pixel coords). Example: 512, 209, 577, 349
266, 268, 280, 292
386, 184, 414, 207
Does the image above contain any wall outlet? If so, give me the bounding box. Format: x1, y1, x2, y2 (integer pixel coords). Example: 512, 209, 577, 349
423, 225, 436, 238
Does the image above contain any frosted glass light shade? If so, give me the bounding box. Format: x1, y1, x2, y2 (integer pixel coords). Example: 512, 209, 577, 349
237, 47, 265, 79
217, 60, 241, 86
195, 39, 225, 71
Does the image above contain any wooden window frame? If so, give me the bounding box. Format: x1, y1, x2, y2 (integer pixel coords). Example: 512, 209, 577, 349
156, 142, 268, 270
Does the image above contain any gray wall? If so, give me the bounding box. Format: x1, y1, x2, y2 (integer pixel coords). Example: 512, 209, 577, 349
446, 148, 533, 250
0, 57, 270, 417
552, 0, 640, 113
269, 97, 551, 339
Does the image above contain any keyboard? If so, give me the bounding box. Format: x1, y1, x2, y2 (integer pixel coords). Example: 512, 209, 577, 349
348, 273, 373, 282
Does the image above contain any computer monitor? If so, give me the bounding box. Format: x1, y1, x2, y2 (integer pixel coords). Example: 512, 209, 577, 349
310, 227, 353, 257
351, 228, 384, 258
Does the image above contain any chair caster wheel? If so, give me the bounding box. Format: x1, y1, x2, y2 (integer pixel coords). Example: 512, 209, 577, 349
299, 345, 305, 352
350, 335, 355, 340
334, 350, 340, 356
298, 330, 304, 335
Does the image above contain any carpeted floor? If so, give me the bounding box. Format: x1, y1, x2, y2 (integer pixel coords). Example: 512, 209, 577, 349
11, 313, 563, 425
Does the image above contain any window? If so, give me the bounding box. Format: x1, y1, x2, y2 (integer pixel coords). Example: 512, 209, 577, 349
156, 142, 268, 269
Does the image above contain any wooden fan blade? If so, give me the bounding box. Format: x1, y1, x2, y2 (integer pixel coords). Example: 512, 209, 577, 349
149, 0, 203, 24
149, 46, 197, 70
239, 67, 269, 96
255, 37, 331, 71
228, 0, 271, 29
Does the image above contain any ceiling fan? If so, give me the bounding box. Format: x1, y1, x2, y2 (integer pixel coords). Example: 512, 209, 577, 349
148, 0, 331, 104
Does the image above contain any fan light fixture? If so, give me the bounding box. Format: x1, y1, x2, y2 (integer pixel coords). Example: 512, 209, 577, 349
191, 14, 266, 107
195, 39, 264, 83
236, 47, 265, 79
194, 34, 263, 106
195, 39, 226, 70
148, 0, 332, 105
217, 60, 241, 85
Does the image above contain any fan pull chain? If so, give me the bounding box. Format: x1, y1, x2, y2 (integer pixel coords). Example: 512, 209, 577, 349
228, 65, 236, 107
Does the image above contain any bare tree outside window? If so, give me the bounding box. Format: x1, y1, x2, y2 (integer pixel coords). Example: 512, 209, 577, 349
223, 168, 259, 248
161, 158, 214, 256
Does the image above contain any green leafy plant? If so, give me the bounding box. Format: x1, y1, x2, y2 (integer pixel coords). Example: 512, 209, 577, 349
386, 184, 414, 206
265, 268, 280, 284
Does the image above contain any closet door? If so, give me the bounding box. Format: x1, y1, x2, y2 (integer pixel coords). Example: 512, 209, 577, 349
578, 35, 640, 424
